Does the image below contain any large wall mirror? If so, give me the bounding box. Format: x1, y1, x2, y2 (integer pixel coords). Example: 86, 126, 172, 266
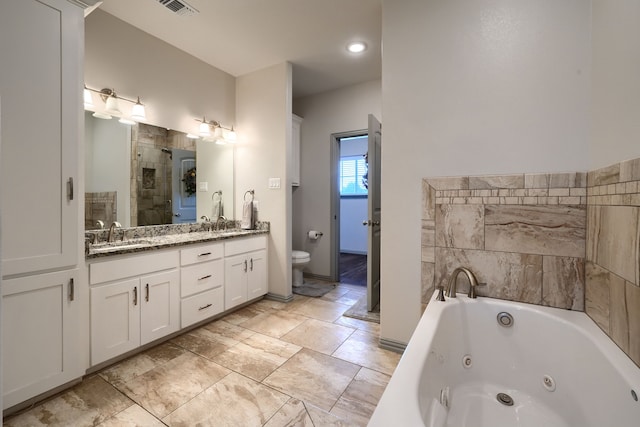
84, 112, 234, 230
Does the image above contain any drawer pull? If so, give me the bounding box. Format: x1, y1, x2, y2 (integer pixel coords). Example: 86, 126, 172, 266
198, 303, 213, 311
198, 252, 212, 257
133, 286, 138, 306
198, 274, 212, 281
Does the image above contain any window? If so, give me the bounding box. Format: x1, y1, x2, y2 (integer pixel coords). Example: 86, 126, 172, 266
340, 155, 368, 196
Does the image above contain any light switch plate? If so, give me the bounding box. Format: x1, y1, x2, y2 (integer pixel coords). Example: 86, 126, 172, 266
268, 178, 281, 189
198, 182, 208, 192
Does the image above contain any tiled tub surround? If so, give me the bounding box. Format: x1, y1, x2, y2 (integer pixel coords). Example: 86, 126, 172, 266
586, 158, 640, 367
85, 221, 270, 258
422, 172, 587, 311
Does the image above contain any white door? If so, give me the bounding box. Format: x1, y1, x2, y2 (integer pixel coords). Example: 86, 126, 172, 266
366, 115, 382, 311
172, 148, 196, 223
140, 270, 180, 345
225, 254, 248, 309
90, 279, 140, 365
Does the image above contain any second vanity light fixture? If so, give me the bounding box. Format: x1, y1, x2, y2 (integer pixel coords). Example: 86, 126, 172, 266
84, 86, 147, 124
196, 117, 237, 144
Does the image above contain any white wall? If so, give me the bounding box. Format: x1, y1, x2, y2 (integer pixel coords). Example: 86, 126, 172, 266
293, 80, 381, 277
85, 10, 235, 137
591, 0, 640, 168
236, 63, 292, 299
381, 0, 591, 344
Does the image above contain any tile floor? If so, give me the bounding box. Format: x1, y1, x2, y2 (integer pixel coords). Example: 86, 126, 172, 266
4, 283, 401, 426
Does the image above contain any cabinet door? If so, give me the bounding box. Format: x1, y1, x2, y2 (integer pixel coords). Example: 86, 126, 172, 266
225, 254, 248, 310
2, 270, 82, 409
140, 270, 180, 345
247, 250, 268, 299
91, 279, 140, 366
0, 0, 82, 276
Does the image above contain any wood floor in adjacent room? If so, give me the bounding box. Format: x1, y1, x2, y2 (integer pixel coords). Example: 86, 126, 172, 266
339, 253, 367, 287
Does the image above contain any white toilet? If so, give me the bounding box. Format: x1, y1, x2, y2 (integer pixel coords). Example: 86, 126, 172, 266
292, 250, 311, 287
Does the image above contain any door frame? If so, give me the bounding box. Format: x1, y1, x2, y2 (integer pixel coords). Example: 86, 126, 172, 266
329, 129, 367, 282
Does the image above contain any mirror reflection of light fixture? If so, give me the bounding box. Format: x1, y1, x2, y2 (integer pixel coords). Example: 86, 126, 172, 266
83, 85, 147, 123
196, 117, 237, 144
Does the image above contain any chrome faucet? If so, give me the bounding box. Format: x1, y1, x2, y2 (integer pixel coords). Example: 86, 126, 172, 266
215, 215, 227, 231
446, 267, 480, 299
107, 221, 122, 242
200, 215, 210, 222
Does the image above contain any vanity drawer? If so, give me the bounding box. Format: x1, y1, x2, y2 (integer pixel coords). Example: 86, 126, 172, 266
180, 260, 223, 298
181, 287, 224, 328
180, 243, 224, 266
224, 235, 267, 257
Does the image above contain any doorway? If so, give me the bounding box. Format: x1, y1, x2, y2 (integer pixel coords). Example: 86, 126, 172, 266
337, 134, 368, 287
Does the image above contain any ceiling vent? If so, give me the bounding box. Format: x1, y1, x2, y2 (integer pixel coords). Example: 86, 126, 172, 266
155, 0, 198, 17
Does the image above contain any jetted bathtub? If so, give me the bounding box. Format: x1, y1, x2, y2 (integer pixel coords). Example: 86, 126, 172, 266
369, 291, 640, 427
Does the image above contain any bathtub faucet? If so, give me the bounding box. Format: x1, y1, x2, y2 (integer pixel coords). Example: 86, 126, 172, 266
446, 267, 480, 299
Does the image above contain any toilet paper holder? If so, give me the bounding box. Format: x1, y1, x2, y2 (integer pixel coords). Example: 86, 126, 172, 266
307, 230, 323, 239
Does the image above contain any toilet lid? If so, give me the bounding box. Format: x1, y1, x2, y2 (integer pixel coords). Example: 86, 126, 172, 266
292, 250, 310, 260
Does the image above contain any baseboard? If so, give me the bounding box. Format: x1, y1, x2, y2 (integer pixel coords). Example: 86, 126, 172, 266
303, 273, 334, 282
265, 292, 294, 303
378, 338, 407, 354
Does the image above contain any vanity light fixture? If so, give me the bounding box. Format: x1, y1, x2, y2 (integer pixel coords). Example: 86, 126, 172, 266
84, 86, 147, 122
196, 117, 237, 143
346, 41, 367, 53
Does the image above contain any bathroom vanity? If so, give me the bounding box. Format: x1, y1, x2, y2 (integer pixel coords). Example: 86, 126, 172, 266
87, 226, 269, 367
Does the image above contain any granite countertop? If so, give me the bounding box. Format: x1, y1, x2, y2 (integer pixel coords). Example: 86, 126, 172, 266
86, 222, 269, 259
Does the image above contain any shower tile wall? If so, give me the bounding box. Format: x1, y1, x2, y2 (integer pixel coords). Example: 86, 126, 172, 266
585, 157, 640, 367
85, 191, 117, 229
421, 173, 587, 310
130, 123, 196, 226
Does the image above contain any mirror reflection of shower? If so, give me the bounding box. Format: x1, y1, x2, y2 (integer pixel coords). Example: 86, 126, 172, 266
134, 124, 196, 226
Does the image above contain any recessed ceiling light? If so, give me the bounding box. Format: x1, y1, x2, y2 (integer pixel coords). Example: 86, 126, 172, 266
346, 41, 367, 53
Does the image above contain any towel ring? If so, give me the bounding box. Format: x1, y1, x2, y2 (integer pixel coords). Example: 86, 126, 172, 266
211, 190, 222, 201
244, 189, 255, 202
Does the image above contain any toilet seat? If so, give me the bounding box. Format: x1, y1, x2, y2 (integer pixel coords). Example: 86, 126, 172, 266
292, 250, 310, 263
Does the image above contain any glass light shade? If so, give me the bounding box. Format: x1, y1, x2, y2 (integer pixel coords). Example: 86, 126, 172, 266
347, 41, 367, 53
92, 111, 112, 120
199, 121, 211, 137
131, 98, 146, 121
215, 138, 227, 145
104, 95, 121, 115
225, 127, 237, 143
83, 88, 94, 109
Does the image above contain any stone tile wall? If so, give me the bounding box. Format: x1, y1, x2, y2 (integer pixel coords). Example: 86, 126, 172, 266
85, 191, 117, 230
421, 172, 587, 311
585, 158, 640, 366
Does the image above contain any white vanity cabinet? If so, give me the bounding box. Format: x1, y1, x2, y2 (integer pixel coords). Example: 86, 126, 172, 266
1, 270, 83, 409
89, 251, 180, 366
1, 0, 84, 276
224, 236, 268, 310
180, 243, 225, 328
1, 0, 93, 411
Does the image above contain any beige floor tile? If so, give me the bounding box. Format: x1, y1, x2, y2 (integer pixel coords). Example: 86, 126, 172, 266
334, 316, 381, 335
278, 294, 314, 313
99, 342, 186, 388
162, 372, 290, 426
118, 352, 230, 418
291, 298, 351, 322
4, 376, 131, 427
332, 330, 401, 376
263, 349, 360, 411
240, 310, 308, 338
212, 332, 302, 381
222, 303, 274, 325
305, 402, 354, 426
263, 398, 314, 427
342, 367, 391, 407
171, 321, 254, 359
97, 404, 165, 426
281, 318, 355, 354
330, 396, 375, 427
